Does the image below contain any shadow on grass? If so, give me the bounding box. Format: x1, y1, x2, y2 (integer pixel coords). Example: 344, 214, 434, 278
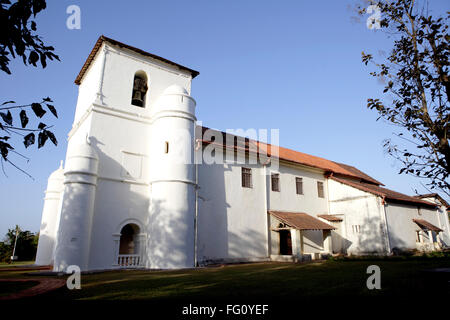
20, 255, 446, 302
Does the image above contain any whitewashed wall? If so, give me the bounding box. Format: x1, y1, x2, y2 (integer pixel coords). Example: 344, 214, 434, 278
268, 163, 328, 253
84, 109, 151, 270
73, 47, 104, 123
384, 203, 441, 250
327, 179, 388, 254
197, 150, 268, 263
419, 196, 450, 247
100, 45, 192, 116
197, 151, 334, 262
35, 166, 64, 265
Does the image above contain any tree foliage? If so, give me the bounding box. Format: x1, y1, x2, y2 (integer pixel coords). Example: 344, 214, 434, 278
0, 226, 38, 262
0, 0, 59, 177
359, 0, 449, 196
0, 0, 59, 74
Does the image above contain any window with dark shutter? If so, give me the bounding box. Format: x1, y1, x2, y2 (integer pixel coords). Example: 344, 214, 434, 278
296, 177, 303, 195
242, 167, 252, 188
317, 181, 324, 198
271, 173, 280, 192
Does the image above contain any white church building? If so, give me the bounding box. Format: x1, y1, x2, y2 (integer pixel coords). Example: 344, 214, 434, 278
35, 36, 450, 272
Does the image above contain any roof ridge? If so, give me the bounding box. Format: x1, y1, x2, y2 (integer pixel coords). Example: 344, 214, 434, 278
75, 35, 200, 85
330, 176, 436, 208
200, 126, 382, 185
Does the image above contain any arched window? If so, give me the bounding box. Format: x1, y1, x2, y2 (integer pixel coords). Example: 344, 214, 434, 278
131, 71, 148, 107
119, 223, 140, 254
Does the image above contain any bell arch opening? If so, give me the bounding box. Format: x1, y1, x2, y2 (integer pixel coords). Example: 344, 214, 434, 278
131, 71, 148, 108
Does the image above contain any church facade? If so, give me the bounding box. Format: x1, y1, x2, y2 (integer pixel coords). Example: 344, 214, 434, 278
35, 36, 450, 271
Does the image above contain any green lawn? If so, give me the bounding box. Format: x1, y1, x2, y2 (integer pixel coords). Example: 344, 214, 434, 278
0, 261, 35, 268
7, 255, 445, 301
0, 280, 39, 298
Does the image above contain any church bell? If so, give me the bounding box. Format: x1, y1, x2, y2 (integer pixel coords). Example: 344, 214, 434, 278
131, 77, 148, 107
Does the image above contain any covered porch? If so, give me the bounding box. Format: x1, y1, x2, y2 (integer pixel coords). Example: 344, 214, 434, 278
268, 211, 335, 262
413, 219, 443, 252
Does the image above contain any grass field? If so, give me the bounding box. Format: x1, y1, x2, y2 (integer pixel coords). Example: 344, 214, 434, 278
0, 261, 34, 268
1, 254, 448, 302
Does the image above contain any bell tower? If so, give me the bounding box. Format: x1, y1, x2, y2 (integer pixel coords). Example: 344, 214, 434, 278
39, 35, 200, 272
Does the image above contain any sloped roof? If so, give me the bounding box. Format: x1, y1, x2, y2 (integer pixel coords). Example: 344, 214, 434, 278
414, 193, 449, 208
318, 214, 343, 222
200, 127, 383, 185
269, 211, 335, 230
413, 219, 443, 232
329, 176, 436, 208
75, 35, 200, 85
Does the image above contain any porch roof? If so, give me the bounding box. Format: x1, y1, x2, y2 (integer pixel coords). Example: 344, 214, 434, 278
413, 219, 443, 232
269, 211, 335, 230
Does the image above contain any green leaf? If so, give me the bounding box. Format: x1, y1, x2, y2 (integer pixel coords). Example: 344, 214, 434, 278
31, 103, 46, 118
45, 130, 57, 146
0, 111, 13, 125
0, 141, 13, 160
46, 104, 57, 118
19, 110, 28, 128
38, 131, 48, 148
28, 51, 39, 66
23, 133, 35, 148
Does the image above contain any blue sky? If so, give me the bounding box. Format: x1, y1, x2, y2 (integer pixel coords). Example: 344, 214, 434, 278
0, 0, 449, 237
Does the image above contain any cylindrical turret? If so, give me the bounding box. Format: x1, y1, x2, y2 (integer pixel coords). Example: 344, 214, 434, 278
53, 141, 99, 272
147, 84, 196, 269
35, 162, 64, 266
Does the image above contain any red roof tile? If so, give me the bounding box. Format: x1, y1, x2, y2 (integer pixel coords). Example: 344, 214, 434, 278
413, 219, 443, 232
329, 176, 436, 208
199, 127, 382, 185
318, 214, 343, 222
414, 193, 449, 208
269, 211, 335, 230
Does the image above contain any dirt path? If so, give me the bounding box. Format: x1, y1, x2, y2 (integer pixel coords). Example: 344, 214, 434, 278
0, 278, 66, 300
0, 265, 65, 300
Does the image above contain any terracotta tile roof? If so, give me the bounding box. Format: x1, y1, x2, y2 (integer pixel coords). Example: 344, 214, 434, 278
329, 176, 437, 208
413, 219, 443, 232
199, 127, 382, 185
414, 193, 449, 208
317, 214, 343, 222
75, 35, 200, 85
331, 162, 383, 186
269, 211, 335, 230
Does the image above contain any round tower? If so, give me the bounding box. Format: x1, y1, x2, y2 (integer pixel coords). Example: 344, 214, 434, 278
53, 141, 99, 272
35, 162, 64, 266
148, 84, 197, 269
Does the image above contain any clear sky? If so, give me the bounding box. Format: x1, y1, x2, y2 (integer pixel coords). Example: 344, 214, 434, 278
0, 0, 449, 237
